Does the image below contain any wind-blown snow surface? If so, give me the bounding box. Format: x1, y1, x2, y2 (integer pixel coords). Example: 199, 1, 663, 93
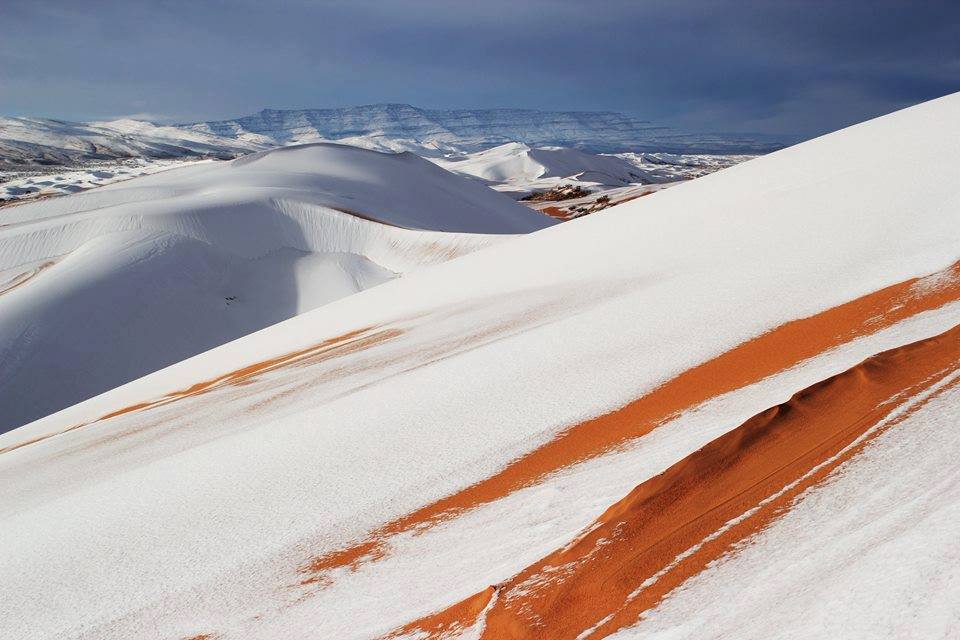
2, 93, 960, 640
0, 143, 551, 431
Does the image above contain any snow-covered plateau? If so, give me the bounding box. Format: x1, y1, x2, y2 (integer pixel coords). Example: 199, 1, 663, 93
183, 104, 792, 153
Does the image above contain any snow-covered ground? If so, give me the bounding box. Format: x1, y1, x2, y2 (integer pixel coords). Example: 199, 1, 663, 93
0, 116, 263, 168
0, 106, 787, 175
433, 142, 751, 194
433, 142, 649, 193
432, 142, 751, 217
0, 142, 751, 209
0, 158, 202, 204
1, 116, 754, 208
613, 151, 756, 181
1, 91, 958, 640
0, 142, 552, 431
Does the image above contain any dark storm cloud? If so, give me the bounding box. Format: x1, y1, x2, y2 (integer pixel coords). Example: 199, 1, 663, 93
1, 0, 958, 135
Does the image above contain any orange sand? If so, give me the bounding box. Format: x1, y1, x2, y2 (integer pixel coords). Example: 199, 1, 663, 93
398, 321, 960, 639
0, 326, 400, 456
300, 262, 960, 586
536, 191, 651, 220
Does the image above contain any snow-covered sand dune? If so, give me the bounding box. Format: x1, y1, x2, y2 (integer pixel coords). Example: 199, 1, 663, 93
1, 112, 757, 207
0, 143, 552, 431
2, 93, 959, 640
432, 143, 747, 215
433, 142, 649, 190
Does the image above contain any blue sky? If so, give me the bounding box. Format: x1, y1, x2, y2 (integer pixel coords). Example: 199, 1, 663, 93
2, 0, 958, 135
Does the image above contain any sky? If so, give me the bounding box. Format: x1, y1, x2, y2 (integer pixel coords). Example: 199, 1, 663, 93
1, 0, 958, 136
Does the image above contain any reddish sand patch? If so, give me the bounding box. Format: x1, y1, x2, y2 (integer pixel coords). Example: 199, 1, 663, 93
0, 325, 401, 456
299, 262, 960, 587
534, 190, 653, 221
540, 206, 570, 220
0, 259, 55, 298
398, 322, 960, 639
88, 325, 400, 422
385, 587, 497, 639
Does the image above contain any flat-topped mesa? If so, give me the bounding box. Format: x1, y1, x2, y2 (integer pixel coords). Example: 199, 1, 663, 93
180, 104, 793, 153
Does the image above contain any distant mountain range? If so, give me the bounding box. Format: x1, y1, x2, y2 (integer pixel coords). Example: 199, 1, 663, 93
0, 117, 261, 169
0, 104, 796, 169
183, 104, 794, 154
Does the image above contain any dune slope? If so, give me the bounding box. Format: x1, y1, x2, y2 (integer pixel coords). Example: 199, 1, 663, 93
0, 143, 552, 431
1, 93, 959, 640
433, 142, 649, 189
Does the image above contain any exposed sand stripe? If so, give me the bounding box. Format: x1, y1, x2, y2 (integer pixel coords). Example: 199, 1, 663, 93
299, 261, 960, 585
0, 326, 398, 456
397, 322, 960, 639
0, 259, 55, 297
94, 326, 398, 418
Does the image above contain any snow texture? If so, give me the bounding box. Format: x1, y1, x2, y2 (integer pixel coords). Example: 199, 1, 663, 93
1, 93, 959, 639
0, 142, 552, 430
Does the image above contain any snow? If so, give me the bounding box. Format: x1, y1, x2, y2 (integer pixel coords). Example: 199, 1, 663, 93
0, 142, 552, 431
432, 142, 648, 189
1, 108, 762, 206
0, 116, 263, 167
612, 370, 960, 640
183, 104, 791, 153
430, 143, 751, 207
0, 158, 200, 203
613, 151, 756, 181
157, 304, 960, 639
1, 92, 959, 639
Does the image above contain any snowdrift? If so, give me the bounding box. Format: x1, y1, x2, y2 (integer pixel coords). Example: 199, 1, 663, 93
2, 93, 960, 640
0, 143, 552, 430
